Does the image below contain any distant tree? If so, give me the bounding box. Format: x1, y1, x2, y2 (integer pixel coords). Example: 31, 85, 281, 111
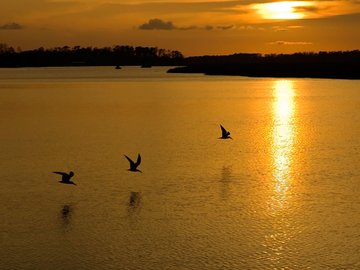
0, 43, 14, 53
0, 44, 184, 67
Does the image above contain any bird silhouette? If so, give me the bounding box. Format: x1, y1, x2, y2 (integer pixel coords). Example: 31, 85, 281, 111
124, 154, 142, 173
53, 171, 76, 185
219, 124, 232, 139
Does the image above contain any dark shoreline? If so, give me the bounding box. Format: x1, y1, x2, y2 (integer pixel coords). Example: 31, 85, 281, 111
0, 45, 184, 68
167, 50, 360, 80
1, 45, 359, 79
167, 62, 360, 80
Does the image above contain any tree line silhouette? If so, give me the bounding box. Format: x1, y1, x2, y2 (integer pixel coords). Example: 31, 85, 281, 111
167, 50, 360, 79
1, 43, 359, 79
0, 44, 184, 67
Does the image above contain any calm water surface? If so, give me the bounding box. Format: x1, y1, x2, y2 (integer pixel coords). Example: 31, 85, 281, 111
1, 67, 359, 269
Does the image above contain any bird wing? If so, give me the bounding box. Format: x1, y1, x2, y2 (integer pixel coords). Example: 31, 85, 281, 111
135, 154, 141, 168
124, 155, 135, 167
220, 125, 227, 137
53, 171, 67, 176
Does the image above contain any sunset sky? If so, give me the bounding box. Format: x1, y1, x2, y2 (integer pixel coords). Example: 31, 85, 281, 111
1, 0, 359, 56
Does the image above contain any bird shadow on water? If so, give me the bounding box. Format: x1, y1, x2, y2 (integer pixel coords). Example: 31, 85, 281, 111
127, 191, 142, 216
59, 204, 74, 232
219, 166, 233, 200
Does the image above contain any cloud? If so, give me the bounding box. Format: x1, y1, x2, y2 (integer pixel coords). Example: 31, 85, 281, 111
138, 19, 234, 31
97, 1, 249, 15
177, 25, 198, 30
294, 5, 325, 14
0, 22, 24, 30
204, 25, 214, 31
288, 25, 304, 29
270, 41, 312, 45
238, 25, 264, 30
217, 25, 234, 30
138, 18, 175, 30
272, 25, 304, 32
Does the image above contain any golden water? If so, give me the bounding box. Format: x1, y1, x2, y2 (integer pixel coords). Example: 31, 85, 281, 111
1, 67, 359, 269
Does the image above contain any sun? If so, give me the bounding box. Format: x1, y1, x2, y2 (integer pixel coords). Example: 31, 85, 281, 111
254, 1, 311, 20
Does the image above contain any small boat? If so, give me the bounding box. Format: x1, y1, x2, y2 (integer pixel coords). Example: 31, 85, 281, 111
115, 65, 121, 69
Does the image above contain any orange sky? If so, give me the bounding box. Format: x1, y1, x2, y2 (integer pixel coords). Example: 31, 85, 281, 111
0, 0, 359, 56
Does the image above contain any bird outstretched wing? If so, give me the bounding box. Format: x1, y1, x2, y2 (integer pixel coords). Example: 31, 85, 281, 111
220, 125, 228, 137
124, 155, 135, 167
135, 154, 141, 168
53, 171, 67, 176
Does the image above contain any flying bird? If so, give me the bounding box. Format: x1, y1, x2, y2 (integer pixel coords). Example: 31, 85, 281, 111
53, 171, 76, 185
219, 124, 232, 139
124, 154, 142, 173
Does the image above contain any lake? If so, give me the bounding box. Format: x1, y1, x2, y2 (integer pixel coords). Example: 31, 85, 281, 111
1, 66, 359, 269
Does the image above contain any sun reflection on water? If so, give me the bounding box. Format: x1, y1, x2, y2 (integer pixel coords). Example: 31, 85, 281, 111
271, 80, 296, 211
262, 80, 297, 267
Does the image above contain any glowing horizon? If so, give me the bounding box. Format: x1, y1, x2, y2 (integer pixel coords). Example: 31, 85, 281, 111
0, 0, 359, 55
